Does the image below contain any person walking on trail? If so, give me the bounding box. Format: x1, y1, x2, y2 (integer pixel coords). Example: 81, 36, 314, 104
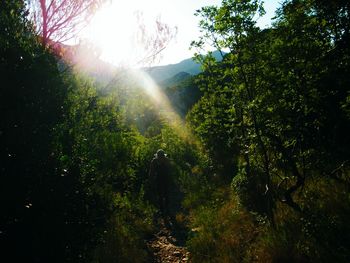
149, 149, 171, 216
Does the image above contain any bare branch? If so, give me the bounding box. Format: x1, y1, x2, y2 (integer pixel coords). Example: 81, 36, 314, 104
27, 0, 105, 46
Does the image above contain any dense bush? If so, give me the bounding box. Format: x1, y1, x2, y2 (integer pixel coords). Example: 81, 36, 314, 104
185, 0, 350, 262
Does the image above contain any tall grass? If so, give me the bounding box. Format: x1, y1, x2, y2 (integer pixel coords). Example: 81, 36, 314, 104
185, 176, 350, 262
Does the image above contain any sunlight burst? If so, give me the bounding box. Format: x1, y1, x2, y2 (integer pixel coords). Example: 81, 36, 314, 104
80, 0, 171, 67
81, 2, 138, 66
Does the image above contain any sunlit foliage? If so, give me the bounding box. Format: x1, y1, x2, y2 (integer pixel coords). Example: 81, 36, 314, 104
186, 0, 350, 262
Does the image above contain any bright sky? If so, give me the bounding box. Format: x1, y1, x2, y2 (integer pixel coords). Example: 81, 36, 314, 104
80, 0, 281, 67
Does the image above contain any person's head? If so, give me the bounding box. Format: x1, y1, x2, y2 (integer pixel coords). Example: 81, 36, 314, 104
156, 149, 166, 158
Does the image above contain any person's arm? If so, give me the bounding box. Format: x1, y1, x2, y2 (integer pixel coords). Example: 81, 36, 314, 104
149, 158, 155, 178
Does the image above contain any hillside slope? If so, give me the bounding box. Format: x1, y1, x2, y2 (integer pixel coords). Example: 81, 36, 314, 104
144, 50, 224, 83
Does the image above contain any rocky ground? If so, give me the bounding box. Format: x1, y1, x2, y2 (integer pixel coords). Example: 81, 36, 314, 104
147, 218, 190, 263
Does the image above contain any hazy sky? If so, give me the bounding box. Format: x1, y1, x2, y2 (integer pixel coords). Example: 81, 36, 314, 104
81, 0, 281, 66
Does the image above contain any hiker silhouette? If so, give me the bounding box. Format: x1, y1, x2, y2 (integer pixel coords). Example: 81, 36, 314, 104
149, 149, 171, 216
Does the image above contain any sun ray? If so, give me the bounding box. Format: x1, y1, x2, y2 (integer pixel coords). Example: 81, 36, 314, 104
127, 69, 204, 150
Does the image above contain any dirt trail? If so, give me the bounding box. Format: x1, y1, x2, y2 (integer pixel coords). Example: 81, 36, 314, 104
147, 218, 190, 263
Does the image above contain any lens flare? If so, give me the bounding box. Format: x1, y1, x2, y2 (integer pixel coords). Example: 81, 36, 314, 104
127, 69, 202, 149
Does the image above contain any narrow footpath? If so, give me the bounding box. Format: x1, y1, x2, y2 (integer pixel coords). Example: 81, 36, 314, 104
147, 218, 190, 263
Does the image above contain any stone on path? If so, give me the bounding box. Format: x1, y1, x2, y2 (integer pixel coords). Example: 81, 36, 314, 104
147, 218, 190, 263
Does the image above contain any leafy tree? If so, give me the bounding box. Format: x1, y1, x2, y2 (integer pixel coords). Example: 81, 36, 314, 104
0, 0, 71, 261
186, 0, 350, 261
189, 0, 350, 221
0, 2, 150, 261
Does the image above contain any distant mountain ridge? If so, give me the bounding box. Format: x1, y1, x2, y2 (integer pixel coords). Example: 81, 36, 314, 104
56, 43, 220, 116
144, 50, 224, 84
57, 43, 223, 90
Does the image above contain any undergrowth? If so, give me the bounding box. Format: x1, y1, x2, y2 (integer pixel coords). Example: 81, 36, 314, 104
184, 176, 350, 263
